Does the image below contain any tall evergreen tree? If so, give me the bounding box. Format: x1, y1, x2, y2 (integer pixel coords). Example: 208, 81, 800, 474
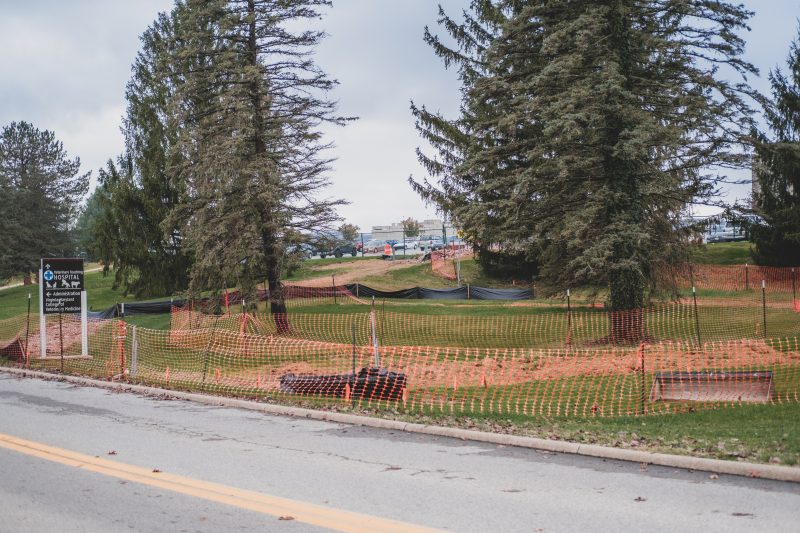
0, 121, 89, 280
165, 0, 348, 323
90, 11, 191, 297
751, 25, 800, 267
415, 1, 757, 339
411, 1, 541, 277
73, 186, 105, 261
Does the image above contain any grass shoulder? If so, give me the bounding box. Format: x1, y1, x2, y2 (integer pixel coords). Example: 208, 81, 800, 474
385, 402, 800, 466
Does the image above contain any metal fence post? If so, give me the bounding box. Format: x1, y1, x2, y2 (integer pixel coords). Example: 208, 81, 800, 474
370, 297, 380, 368
692, 286, 702, 347
762, 280, 767, 339
745, 263, 749, 291
639, 343, 646, 415
566, 289, 572, 345
131, 326, 138, 378
24, 293, 31, 365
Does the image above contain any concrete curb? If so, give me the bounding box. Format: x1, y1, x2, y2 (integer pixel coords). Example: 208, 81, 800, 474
3, 367, 799, 483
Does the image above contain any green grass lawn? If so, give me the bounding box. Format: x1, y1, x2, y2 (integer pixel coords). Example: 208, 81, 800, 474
691, 241, 752, 265
456, 259, 534, 288
360, 261, 459, 290
358, 258, 533, 290
189, 300, 800, 349
124, 313, 172, 330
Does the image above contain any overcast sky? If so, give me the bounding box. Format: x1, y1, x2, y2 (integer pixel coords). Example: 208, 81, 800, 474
1, 0, 798, 231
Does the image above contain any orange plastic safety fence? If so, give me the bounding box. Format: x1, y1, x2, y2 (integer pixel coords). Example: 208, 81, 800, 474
430, 248, 473, 281
0, 314, 126, 379
667, 263, 799, 294
182, 284, 367, 313
3, 310, 799, 418
0, 314, 30, 360
27, 320, 797, 418
283, 284, 367, 307
171, 300, 800, 349
3, 261, 799, 419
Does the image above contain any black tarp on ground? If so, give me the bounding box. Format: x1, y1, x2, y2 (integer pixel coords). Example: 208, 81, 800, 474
89, 298, 187, 319
88, 307, 117, 320
123, 300, 181, 315
346, 284, 420, 299
279, 367, 407, 400
347, 283, 531, 300
467, 286, 532, 300
86, 282, 532, 319
418, 286, 468, 299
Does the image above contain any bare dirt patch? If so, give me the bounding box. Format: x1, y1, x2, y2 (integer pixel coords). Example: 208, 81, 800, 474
292, 258, 423, 287
132, 338, 800, 397
22, 319, 108, 358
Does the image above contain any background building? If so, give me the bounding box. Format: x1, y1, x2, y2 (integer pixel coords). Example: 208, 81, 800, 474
371, 219, 457, 242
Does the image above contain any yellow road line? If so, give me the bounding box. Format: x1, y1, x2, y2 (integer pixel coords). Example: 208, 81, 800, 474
0, 432, 444, 533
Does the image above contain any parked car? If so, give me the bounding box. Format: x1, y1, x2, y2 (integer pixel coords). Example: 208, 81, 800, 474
320, 243, 357, 258
393, 240, 419, 251
419, 238, 444, 251
703, 220, 747, 243
286, 243, 315, 258
364, 239, 384, 253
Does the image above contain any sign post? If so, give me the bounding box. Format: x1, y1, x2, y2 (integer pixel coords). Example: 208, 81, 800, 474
40, 258, 86, 358
39, 267, 46, 358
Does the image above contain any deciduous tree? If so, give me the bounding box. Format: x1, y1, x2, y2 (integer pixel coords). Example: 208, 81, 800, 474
339, 223, 359, 243
402, 217, 422, 239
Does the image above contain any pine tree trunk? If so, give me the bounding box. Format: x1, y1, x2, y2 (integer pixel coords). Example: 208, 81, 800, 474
246, 0, 289, 333
23, 273, 32, 285
263, 230, 290, 333
608, 263, 646, 342
267, 277, 290, 333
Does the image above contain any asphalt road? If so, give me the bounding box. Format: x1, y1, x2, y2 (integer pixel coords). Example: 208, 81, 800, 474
0, 373, 798, 532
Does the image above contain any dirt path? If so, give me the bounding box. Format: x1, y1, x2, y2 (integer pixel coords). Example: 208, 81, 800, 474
292, 258, 422, 287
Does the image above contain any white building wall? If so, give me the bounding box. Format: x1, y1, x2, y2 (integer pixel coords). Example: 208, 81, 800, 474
371, 219, 457, 241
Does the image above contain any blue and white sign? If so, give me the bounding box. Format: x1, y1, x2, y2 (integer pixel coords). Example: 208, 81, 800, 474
40, 258, 84, 314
